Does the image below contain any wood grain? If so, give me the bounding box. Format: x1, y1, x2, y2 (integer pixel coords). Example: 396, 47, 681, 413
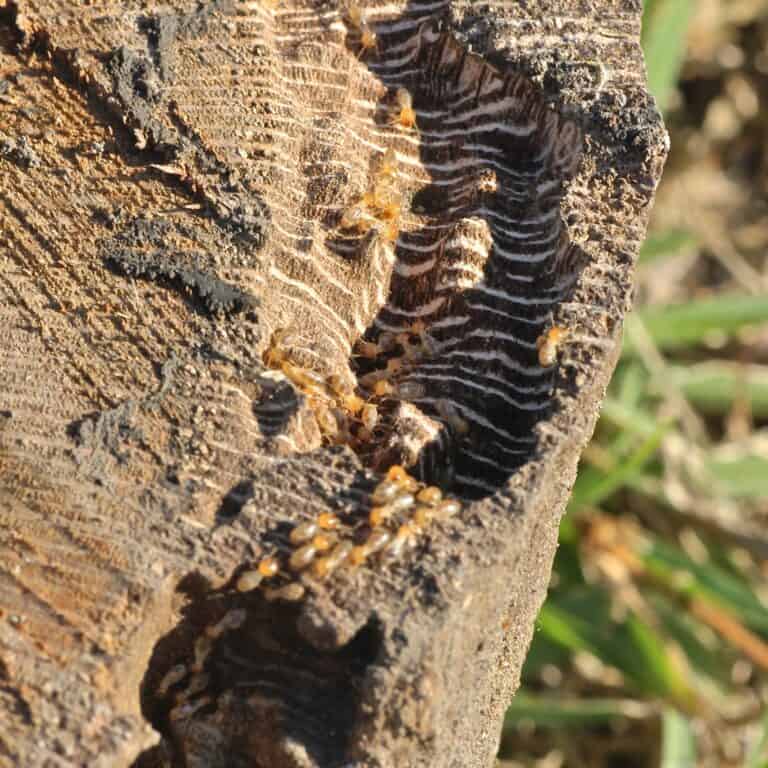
0, 1, 666, 766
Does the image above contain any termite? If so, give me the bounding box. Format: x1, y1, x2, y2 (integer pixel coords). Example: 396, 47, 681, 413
289, 543, 318, 572
315, 405, 340, 438
372, 479, 402, 505
435, 498, 461, 520
395, 380, 426, 400
282, 361, 327, 394
313, 541, 354, 578
340, 202, 375, 233
382, 522, 419, 561
236, 570, 263, 592
374, 380, 394, 397
317, 512, 341, 530
436, 398, 469, 435
343, 393, 365, 416
264, 583, 306, 602
416, 486, 442, 505
536, 326, 569, 367
361, 402, 379, 431
358, 21, 378, 57
355, 340, 379, 358
412, 505, 433, 529
257, 556, 280, 579
389, 87, 417, 130
386, 464, 409, 484
345, 2, 378, 57
290, 520, 319, 545
373, 147, 397, 180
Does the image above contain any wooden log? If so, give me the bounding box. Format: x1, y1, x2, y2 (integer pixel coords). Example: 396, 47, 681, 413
0, 1, 667, 765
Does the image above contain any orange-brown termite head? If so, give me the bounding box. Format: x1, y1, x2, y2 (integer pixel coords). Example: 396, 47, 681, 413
390, 87, 417, 130
377, 197, 401, 222
536, 326, 569, 367
386, 464, 409, 484
317, 512, 341, 530
349, 545, 368, 567
343, 392, 365, 415
374, 217, 400, 245
257, 556, 280, 578
410, 319, 427, 337
374, 379, 394, 397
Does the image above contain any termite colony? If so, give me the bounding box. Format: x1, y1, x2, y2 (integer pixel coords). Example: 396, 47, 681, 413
158, 468, 463, 717
262, 327, 368, 447
234, 464, 462, 602
246, 0, 571, 601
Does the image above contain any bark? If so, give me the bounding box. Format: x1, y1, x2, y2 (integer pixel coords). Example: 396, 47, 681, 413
0, 1, 666, 766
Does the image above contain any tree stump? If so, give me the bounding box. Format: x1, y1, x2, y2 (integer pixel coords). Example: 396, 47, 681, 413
0, 0, 667, 766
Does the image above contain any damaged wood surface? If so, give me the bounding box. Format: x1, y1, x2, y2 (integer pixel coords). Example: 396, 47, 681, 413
0, 1, 667, 766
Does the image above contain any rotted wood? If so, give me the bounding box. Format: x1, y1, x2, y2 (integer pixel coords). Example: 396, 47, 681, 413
0, 1, 667, 766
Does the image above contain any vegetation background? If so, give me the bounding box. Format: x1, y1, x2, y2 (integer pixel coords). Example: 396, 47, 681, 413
499, 1, 768, 766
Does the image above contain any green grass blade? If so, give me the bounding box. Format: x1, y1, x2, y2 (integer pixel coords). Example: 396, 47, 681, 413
641, 0, 694, 110
569, 421, 670, 512
707, 454, 768, 499
520, 633, 572, 682
651, 595, 732, 685
639, 228, 697, 263
616, 360, 648, 408
504, 694, 651, 730
624, 615, 694, 704
600, 396, 658, 437
536, 601, 601, 655
645, 540, 768, 635
539, 593, 696, 704
747, 707, 768, 768
623, 296, 768, 355
668, 363, 768, 418
660, 708, 697, 768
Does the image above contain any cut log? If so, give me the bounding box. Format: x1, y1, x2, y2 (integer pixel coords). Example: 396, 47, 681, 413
0, 1, 667, 766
